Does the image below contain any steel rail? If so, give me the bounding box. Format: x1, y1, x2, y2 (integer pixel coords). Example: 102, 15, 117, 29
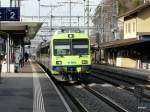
91, 69, 150, 100
83, 85, 130, 112
58, 84, 89, 112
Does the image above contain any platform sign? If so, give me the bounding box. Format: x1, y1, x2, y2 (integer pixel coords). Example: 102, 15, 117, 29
0, 7, 20, 21
6, 8, 20, 21
0, 8, 6, 21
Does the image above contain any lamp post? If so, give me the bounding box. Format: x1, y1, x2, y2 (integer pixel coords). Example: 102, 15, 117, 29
100, 4, 103, 43
0, 0, 1, 82
40, 4, 62, 32
87, 0, 89, 36
69, 0, 72, 28
18, 0, 21, 7
11, 0, 23, 7
58, 1, 81, 31
85, 0, 96, 36
59, 0, 72, 29
10, 0, 12, 7
0, 0, 1, 30
37, 0, 40, 21
83, 0, 86, 31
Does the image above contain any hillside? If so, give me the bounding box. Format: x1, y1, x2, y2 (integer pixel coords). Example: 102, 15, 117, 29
102, 0, 144, 15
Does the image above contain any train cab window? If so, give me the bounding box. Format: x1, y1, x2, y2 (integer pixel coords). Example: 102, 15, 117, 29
72, 39, 89, 55
53, 39, 70, 55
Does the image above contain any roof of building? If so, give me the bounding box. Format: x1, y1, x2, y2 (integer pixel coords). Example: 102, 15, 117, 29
99, 36, 150, 49
120, 2, 150, 18
0, 21, 42, 39
0, 21, 43, 45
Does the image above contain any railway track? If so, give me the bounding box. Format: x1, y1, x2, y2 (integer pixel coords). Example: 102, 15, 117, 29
41, 64, 149, 112
57, 82, 89, 112
51, 76, 131, 112
49, 76, 123, 112
46, 75, 88, 112
91, 69, 150, 100
91, 69, 148, 85
82, 84, 130, 112
40, 64, 87, 112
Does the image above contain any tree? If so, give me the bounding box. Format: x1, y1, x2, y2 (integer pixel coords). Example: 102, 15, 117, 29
102, 0, 144, 15
132, 0, 143, 8
117, 0, 144, 15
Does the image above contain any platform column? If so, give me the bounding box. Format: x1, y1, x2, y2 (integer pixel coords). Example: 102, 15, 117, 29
99, 48, 101, 63
104, 49, 108, 64
10, 39, 12, 63
137, 59, 141, 69
107, 51, 111, 64
11, 40, 14, 63
112, 49, 116, 66
6, 34, 10, 72
22, 41, 25, 66
94, 49, 97, 64
10, 0, 12, 7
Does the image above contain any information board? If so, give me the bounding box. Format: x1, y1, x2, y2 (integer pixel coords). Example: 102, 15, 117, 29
0, 7, 20, 21
0, 8, 6, 21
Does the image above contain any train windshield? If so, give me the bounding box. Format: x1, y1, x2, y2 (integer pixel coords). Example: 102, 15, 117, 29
72, 39, 89, 55
53, 39, 70, 55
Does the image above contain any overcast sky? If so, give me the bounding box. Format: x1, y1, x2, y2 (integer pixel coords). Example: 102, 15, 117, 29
1, 0, 102, 16
1, 0, 102, 41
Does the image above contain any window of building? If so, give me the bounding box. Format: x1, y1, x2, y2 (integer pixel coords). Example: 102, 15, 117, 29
126, 23, 128, 33
128, 23, 131, 33
133, 22, 135, 32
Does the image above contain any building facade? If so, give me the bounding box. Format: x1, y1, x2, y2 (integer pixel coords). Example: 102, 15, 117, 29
93, 2, 150, 70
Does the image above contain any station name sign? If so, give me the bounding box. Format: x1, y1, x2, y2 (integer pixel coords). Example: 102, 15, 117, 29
0, 7, 20, 21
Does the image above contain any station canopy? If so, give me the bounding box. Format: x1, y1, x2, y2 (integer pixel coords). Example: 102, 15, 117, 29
0, 21, 42, 45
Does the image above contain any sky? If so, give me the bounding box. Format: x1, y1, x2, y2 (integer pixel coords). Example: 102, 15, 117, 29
1, 0, 102, 29
1, 0, 102, 42
1, 0, 102, 18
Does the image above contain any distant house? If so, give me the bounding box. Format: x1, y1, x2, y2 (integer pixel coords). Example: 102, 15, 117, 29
98, 2, 150, 70
121, 3, 150, 39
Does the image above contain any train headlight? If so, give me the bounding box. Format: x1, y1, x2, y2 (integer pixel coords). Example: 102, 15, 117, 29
82, 60, 88, 64
56, 61, 62, 65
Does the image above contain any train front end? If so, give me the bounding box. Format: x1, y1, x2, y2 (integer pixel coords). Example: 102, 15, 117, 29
50, 33, 91, 81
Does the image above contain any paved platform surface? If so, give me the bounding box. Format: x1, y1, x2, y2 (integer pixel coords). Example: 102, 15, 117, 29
0, 61, 68, 112
92, 64, 150, 81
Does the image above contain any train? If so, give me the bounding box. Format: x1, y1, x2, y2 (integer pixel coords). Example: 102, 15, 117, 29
36, 30, 91, 81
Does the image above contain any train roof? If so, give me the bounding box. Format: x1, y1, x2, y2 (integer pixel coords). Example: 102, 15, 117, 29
51, 32, 89, 40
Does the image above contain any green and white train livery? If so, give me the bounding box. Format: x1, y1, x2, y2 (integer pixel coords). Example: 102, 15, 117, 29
37, 32, 91, 81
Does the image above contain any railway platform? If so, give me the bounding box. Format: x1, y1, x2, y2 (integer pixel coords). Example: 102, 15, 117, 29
0, 60, 69, 112
92, 64, 150, 81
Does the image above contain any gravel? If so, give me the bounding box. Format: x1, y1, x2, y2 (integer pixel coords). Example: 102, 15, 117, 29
89, 73, 150, 112
90, 83, 138, 112
65, 85, 118, 112
144, 89, 150, 97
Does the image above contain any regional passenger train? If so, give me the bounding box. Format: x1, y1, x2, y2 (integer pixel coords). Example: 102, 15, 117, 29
36, 30, 91, 81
